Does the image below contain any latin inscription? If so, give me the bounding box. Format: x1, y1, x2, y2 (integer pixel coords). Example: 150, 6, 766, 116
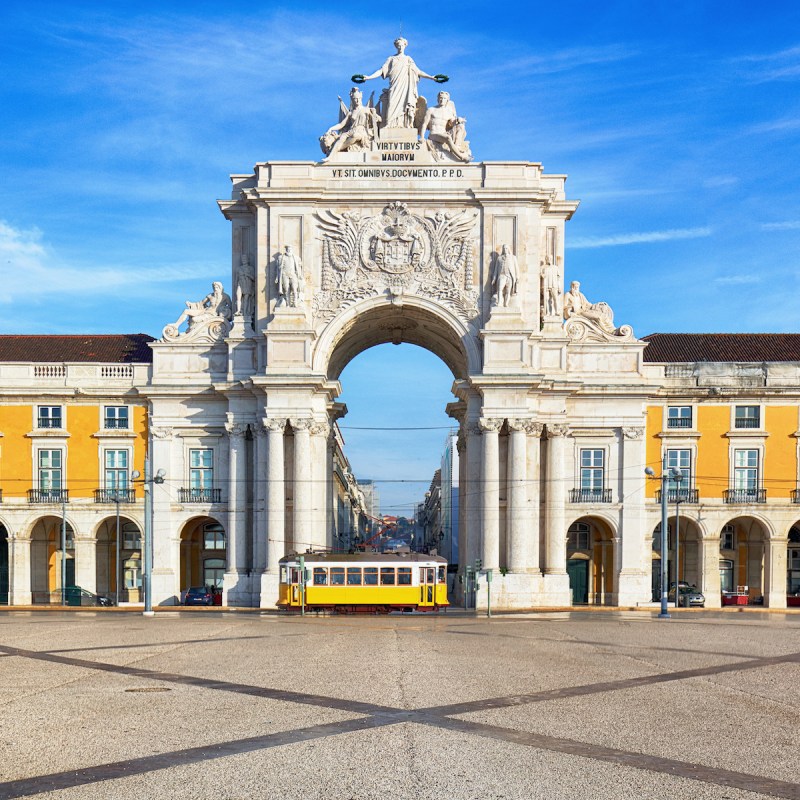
330, 168, 465, 178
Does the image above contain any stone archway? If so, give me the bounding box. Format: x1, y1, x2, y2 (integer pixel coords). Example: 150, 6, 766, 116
718, 516, 772, 605
566, 516, 616, 605
95, 516, 142, 603
29, 516, 75, 603
179, 517, 227, 596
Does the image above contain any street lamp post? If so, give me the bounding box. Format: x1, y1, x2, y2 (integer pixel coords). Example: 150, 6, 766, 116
674, 472, 683, 609
132, 459, 165, 617
645, 461, 683, 619
61, 491, 67, 606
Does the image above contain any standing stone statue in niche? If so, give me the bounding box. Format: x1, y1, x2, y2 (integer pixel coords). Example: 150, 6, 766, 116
541, 253, 561, 317
418, 91, 472, 162
320, 87, 382, 160
352, 37, 447, 129
235, 254, 255, 321
275, 245, 305, 308
491, 245, 518, 307
162, 281, 233, 342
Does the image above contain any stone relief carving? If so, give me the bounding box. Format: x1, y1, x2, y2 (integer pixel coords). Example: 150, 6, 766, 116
225, 413, 246, 438
352, 38, 446, 130
289, 418, 313, 432
320, 87, 382, 160
508, 419, 544, 436
274, 246, 305, 308
479, 417, 503, 432
310, 421, 331, 438
262, 417, 287, 433
162, 282, 233, 343
418, 91, 472, 163
562, 281, 634, 342
491, 245, 518, 307
150, 425, 174, 441
541, 254, 562, 317
314, 202, 478, 323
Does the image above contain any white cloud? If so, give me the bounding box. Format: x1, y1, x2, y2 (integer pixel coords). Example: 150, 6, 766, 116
568, 227, 712, 249
0, 220, 199, 304
735, 44, 800, 82
762, 220, 800, 231
713, 275, 761, 286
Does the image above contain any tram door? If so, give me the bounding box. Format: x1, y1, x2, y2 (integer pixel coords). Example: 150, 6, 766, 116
290, 567, 301, 605
420, 567, 435, 607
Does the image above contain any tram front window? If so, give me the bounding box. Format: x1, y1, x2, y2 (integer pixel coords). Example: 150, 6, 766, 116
438, 566, 446, 583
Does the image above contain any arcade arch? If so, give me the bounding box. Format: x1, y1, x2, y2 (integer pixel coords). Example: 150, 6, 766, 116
30, 516, 75, 603
94, 516, 142, 602
180, 517, 227, 592
566, 516, 616, 605
718, 516, 771, 602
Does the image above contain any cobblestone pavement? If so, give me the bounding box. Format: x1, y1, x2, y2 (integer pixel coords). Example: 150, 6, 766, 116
0, 609, 798, 799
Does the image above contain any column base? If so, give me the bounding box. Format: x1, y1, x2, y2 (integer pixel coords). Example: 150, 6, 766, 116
539, 572, 571, 606
152, 569, 180, 606
615, 570, 651, 607
223, 570, 257, 607
474, 572, 545, 611
764, 591, 786, 609
259, 571, 281, 609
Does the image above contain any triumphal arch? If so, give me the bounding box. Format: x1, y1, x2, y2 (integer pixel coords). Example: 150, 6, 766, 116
147, 38, 652, 609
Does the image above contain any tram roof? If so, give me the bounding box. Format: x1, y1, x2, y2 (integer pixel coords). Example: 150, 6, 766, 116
280, 552, 447, 564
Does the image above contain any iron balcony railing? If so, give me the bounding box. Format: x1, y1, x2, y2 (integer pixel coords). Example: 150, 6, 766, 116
28, 488, 69, 503
179, 487, 222, 504
724, 488, 766, 504
103, 418, 129, 429
94, 488, 136, 503
666, 417, 692, 429
734, 417, 760, 429
655, 488, 699, 503
37, 417, 62, 429
569, 488, 612, 503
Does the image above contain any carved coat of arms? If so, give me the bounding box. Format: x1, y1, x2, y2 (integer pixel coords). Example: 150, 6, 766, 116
314, 202, 478, 323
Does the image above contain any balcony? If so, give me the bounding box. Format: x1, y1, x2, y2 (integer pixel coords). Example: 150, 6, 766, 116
733, 417, 760, 429
103, 419, 129, 430
28, 489, 69, 503
655, 488, 699, 503
94, 488, 136, 503
570, 488, 612, 503
666, 417, 692, 429
179, 487, 222, 504
37, 418, 62, 429
724, 488, 766, 504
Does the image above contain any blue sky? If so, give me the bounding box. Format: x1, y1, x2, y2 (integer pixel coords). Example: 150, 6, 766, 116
2, 1, 800, 516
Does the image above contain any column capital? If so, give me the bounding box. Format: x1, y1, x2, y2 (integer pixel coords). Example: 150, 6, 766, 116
150, 425, 174, 441
479, 417, 503, 433
456, 428, 466, 453
622, 426, 645, 440
262, 417, 287, 433
310, 421, 330, 437
508, 418, 544, 436
290, 417, 313, 432
546, 423, 569, 439
225, 413, 246, 439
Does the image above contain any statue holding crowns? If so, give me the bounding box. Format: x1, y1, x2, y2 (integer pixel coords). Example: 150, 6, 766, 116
320, 87, 381, 159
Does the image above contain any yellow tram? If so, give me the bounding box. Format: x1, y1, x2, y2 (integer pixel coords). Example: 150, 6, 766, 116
278, 551, 449, 612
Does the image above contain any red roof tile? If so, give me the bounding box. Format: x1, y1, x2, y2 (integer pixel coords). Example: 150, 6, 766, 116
643, 333, 800, 363
0, 335, 154, 363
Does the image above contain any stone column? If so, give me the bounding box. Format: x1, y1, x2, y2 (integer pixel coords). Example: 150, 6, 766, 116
310, 422, 330, 551
290, 418, 313, 554
251, 426, 267, 573
264, 417, 286, 573
700, 536, 722, 609
10, 536, 32, 605
465, 421, 482, 569
225, 415, 247, 574
506, 419, 529, 572
73, 536, 96, 592
525, 422, 543, 571
480, 417, 503, 570
148, 424, 177, 604
617, 427, 649, 604
456, 429, 467, 572
544, 424, 569, 575
764, 536, 788, 609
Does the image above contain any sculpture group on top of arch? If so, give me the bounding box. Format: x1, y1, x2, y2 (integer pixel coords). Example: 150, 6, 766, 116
319, 37, 472, 164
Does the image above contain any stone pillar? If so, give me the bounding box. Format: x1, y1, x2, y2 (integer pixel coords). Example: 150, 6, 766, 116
480, 417, 503, 571
225, 416, 247, 573
544, 424, 569, 575
149, 425, 177, 604
10, 536, 32, 605
617, 427, 649, 605
252, 426, 268, 573
506, 419, 528, 572
264, 418, 286, 573
764, 536, 787, 609
700, 536, 722, 609
73, 536, 96, 592
310, 422, 330, 551
456, 429, 467, 572
525, 422, 543, 571
464, 421, 482, 569
291, 418, 313, 554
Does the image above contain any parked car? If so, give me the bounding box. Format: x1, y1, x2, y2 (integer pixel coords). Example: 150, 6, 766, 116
183, 586, 214, 606
64, 585, 114, 607
668, 582, 705, 608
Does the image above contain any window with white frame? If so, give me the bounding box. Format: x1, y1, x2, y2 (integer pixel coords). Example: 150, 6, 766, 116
203, 522, 225, 550
37, 406, 62, 429
580, 449, 604, 494
204, 558, 225, 589
721, 524, 735, 551
121, 521, 141, 550
104, 406, 129, 429
733, 449, 759, 492
666, 449, 692, 495
38, 449, 62, 491
667, 406, 692, 429
734, 405, 760, 429
189, 449, 213, 490
104, 450, 129, 490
